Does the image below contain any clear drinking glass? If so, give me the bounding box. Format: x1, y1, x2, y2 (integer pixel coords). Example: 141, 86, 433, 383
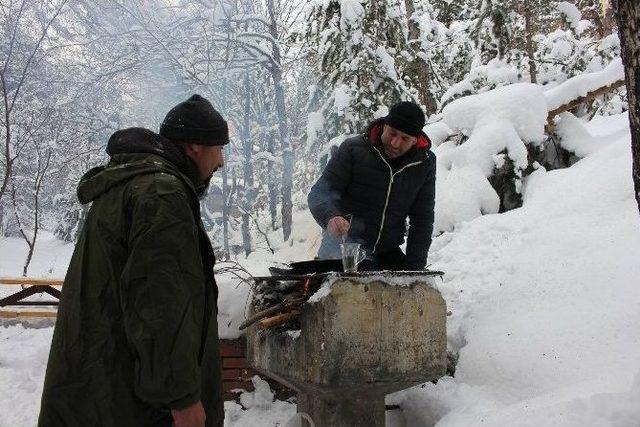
340, 243, 367, 273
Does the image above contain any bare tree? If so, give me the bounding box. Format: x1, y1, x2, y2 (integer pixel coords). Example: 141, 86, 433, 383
0, 0, 68, 204
0, 0, 142, 273
226, 0, 294, 241
265, 0, 293, 241
612, 0, 640, 212
11, 132, 53, 276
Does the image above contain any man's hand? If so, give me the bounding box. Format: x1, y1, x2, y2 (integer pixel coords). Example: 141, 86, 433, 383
172, 401, 205, 427
327, 216, 350, 238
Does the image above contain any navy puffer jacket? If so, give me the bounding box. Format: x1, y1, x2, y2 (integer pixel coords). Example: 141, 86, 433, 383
308, 118, 436, 270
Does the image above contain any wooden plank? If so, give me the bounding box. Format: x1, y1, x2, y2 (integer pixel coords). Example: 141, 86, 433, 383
223, 357, 248, 369
0, 277, 63, 286
0, 310, 57, 318
220, 339, 246, 357
222, 369, 241, 380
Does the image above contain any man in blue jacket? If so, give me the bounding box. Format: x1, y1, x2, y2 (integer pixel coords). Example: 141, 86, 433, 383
308, 101, 436, 271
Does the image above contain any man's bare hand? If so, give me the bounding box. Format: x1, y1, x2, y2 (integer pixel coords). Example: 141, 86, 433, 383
327, 216, 350, 238
172, 401, 205, 427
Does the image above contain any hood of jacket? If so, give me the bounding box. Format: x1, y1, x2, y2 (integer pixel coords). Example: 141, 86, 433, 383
77, 127, 202, 204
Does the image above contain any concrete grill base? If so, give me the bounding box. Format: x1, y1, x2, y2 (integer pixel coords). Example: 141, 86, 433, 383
247, 272, 446, 427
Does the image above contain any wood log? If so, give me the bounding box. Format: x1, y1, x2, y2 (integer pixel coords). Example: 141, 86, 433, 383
239, 295, 306, 330
258, 310, 301, 329
546, 79, 626, 132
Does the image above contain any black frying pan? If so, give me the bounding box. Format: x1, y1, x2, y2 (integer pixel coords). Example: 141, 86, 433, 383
269, 259, 343, 276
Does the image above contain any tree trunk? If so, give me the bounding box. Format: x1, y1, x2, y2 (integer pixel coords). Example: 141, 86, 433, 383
403, 0, 438, 115
11, 180, 38, 277
241, 72, 253, 256
523, 0, 538, 84
266, 0, 293, 241
613, 0, 640, 213
221, 165, 231, 259
1, 75, 13, 204
267, 129, 279, 230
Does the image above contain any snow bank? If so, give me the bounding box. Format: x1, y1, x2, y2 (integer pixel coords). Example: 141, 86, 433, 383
0, 325, 51, 427
545, 58, 625, 111
423, 121, 453, 148
434, 83, 547, 233
585, 111, 631, 139
554, 112, 599, 157
390, 114, 640, 426
434, 161, 500, 234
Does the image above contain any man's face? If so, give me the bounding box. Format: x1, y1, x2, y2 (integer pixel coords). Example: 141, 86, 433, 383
381, 124, 417, 158
185, 144, 224, 182
200, 145, 224, 181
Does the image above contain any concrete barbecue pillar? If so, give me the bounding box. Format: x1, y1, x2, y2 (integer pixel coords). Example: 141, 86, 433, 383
296, 392, 385, 427
247, 272, 446, 427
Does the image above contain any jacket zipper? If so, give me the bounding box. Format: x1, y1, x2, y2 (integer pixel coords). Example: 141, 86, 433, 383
371, 146, 423, 254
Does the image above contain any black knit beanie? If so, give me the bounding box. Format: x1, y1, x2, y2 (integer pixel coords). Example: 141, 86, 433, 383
160, 94, 229, 146
384, 101, 425, 137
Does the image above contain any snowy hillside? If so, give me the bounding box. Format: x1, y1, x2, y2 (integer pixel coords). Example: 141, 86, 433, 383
389, 112, 640, 426
2, 113, 639, 426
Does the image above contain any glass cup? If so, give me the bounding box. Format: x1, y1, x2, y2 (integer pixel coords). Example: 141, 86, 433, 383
340, 243, 367, 273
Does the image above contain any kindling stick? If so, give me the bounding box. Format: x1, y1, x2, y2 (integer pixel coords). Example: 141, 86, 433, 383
238, 295, 306, 330
258, 310, 302, 329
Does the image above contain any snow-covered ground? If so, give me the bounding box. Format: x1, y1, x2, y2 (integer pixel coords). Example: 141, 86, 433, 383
1, 113, 640, 426
388, 112, 640, 426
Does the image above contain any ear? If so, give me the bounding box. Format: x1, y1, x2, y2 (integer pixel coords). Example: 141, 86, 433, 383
183, 142, 203, 157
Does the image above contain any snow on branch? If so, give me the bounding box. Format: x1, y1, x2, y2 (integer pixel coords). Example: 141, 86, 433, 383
442, 83, 547, 144
544, 58, 625, 112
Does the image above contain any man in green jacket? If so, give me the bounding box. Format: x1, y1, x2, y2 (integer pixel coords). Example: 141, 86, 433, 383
39, 95, 227, 427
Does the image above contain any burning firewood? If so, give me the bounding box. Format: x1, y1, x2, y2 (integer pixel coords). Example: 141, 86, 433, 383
241, 274, 328, 331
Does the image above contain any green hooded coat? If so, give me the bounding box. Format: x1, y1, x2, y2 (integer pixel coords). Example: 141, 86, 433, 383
38, 128, 223, 427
